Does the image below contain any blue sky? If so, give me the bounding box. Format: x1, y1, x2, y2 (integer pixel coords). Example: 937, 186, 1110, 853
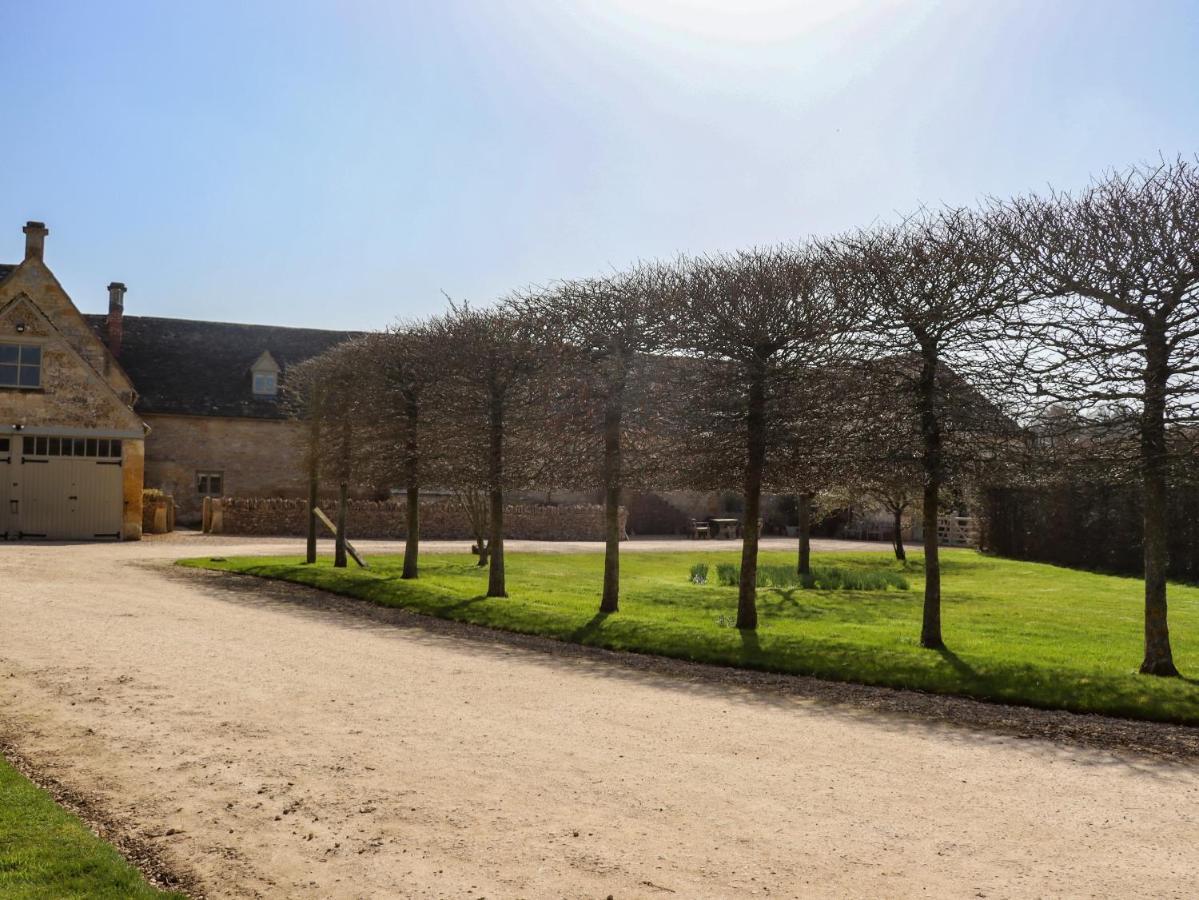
3, 0, 1196, 329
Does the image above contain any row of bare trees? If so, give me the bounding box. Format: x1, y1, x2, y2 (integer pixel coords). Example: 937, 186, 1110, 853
289, 159, 1199, 679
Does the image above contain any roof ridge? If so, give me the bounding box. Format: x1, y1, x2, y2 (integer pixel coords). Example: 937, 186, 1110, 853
82, 313, 357, 420
81, 312, 356, 335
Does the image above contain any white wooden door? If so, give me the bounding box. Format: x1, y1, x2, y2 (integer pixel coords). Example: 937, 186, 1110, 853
16, 436, 123, 539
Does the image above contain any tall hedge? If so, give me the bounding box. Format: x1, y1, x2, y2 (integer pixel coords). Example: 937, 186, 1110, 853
984, 484, 1199, 581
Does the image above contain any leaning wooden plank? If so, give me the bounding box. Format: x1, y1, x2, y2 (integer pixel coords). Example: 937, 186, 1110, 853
312, 506, 369, 568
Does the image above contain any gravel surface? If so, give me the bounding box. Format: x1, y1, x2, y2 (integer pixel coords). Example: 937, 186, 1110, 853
2, 535, 1197, 899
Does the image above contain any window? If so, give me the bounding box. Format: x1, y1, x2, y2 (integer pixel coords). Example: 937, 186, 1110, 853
252, 371, 277, 396
196, 471, 223, 496
20, 435, 122, 458
0, 343, 41, 389
250, 350, 280, 397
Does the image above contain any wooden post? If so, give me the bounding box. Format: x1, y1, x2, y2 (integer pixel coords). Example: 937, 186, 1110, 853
313, 506, 367, 568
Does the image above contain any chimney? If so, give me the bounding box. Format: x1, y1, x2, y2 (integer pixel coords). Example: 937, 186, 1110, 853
106, 282, 126, 358
23, 221, 48, 261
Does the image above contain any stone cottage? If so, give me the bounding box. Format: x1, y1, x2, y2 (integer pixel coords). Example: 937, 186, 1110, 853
0, 222, 351, 539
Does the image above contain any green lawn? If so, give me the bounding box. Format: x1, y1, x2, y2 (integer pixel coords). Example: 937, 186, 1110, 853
182, 549, 1199, 725
0, 756, 184, 900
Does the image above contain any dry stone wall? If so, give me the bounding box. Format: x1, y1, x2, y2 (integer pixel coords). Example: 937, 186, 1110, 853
206, 497, 624, 541
142, 491, 176, 534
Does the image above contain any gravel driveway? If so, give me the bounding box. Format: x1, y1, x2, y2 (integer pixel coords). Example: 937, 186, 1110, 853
1, 535, 1197, 898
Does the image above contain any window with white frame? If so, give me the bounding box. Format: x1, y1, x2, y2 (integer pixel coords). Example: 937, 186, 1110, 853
0, 343, 42, 388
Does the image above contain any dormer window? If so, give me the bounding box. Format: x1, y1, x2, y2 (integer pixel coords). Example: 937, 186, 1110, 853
250, 350, 280, 398
253, 371, 277, 396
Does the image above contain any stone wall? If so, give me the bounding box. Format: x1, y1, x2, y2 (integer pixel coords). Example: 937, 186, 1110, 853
206, 497, 624, 541
143, 413, 313, 523
142, 490, 175, 535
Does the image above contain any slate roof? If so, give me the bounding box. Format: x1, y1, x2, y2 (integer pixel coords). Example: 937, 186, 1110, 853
0, 264, 16, 282
83, 314, 356, 419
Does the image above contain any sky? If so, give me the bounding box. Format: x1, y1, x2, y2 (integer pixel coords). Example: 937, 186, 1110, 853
2, 0, 1197, 329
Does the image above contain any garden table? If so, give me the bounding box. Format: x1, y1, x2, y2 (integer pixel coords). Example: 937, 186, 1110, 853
708, 517, 740, 539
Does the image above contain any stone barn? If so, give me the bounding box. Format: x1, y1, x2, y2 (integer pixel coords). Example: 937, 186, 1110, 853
0, 221, 352, 538
90, 313, 353, 523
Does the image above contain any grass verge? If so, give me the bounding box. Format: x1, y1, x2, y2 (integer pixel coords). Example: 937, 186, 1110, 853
0, 754, 184, 900
180, 549, 1199, 725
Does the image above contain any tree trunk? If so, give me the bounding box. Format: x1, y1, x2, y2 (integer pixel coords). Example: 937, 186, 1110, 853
403, 486, 420, 579
476, 531, 490, 567
401, 398, 420, 580
796, 491, 811, 576
305, 436, 318, 565
600, 380, 625, 614
488, 484, 505, 595
918, 347, 944, 649
334, 480, 348, 568
462, 491, 489, 566
334, 416, 350, 569
738, 359, 767, 630
1139, 328, 1178, 676
487, 385, 507, 598
892, 506, 906, 561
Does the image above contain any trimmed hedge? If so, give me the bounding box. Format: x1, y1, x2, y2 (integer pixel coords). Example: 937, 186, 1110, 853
984, 484, 1199, 580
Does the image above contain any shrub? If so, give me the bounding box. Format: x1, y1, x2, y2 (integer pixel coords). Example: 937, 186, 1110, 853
689, 563, 709, 585
810, 566, 909, 591
758, 565, 800, 588
715, 563, 739, 586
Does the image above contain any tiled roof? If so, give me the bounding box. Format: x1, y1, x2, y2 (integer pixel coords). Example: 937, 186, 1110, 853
83, 314, 355, 419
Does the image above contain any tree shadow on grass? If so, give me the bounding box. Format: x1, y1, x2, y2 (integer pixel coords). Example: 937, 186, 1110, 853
764, 589, 828, 620
762, 588, 918, 625
439, 594, 491, 615
935, 646, 978, 680
740, 627, 762, 661
570, 612, 610, 642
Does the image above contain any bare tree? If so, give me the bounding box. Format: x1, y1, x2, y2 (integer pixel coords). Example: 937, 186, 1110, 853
428, 302, 556, 598
997, 159, 1199, 676
772, 364, 864, 574
284, 362, 328, 565
289, 342, 370, 567
355, 325, 444, 579
516, 265, 678, 613
454, 487, 492, 566
672, 246, 859, 630
827, 209, 1020, 649
869, 476, 920, 562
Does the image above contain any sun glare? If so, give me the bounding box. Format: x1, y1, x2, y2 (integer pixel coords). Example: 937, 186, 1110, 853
599, 0, 876, 45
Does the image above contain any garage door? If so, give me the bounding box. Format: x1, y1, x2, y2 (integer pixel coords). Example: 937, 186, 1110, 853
15, 436, 123, 540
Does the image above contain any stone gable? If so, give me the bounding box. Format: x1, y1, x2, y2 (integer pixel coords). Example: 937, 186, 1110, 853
0, 256, 135, 399
0, 292, 142, 433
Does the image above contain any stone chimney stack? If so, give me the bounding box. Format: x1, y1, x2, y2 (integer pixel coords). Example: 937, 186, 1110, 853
106, 282, 126, 358
23, 221, 48, 261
